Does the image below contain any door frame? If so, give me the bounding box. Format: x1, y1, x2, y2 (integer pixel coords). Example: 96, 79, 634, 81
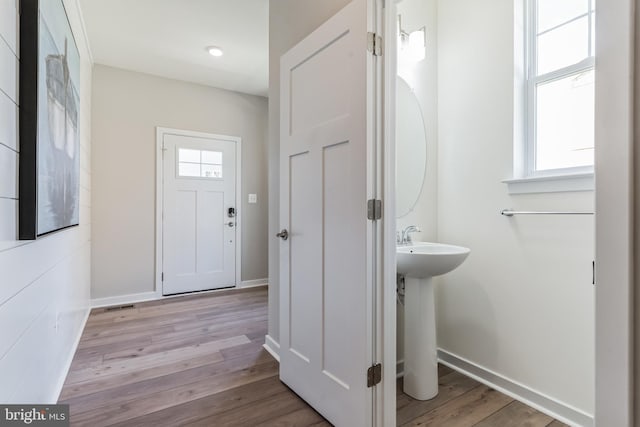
594, 0, 635, 424
379, 1, 637, 426
155, 127, 242, 297
381, 0, 398, 426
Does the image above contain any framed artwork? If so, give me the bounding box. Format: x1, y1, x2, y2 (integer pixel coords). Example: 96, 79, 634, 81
19, 0, 81, 239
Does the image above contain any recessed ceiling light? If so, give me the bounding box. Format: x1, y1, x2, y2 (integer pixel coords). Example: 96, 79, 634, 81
207, 46, 224, 57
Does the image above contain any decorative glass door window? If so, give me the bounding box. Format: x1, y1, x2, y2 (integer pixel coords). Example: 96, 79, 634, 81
178, 148, 223, 179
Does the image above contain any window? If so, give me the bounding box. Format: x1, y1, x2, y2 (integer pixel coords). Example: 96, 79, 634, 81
178, 148, 223, 178
525, 0, 595, 176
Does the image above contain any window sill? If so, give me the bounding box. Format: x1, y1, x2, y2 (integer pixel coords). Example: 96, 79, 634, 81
503, 172, 594, 194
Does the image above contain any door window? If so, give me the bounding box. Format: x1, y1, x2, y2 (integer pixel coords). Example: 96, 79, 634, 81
177, 148, 223, 178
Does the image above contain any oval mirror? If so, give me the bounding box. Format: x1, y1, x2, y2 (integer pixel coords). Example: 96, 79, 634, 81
396, 76, 427, 218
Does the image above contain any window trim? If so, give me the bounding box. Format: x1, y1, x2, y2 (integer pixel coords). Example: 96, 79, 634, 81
522, 0, 595, 180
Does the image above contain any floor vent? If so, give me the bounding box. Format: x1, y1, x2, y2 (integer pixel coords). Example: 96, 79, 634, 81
105, 304, 135, 311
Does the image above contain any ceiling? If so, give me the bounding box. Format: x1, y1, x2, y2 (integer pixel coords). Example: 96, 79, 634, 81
79, 0, 269, 96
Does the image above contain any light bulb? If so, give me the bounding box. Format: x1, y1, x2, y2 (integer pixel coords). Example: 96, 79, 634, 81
207, 46, 224, 57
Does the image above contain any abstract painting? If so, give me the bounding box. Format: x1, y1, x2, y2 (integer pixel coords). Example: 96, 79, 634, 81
19, 0, 81, 239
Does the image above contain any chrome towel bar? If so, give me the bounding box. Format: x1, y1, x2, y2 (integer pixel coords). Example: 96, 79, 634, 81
501, 209, 594, 217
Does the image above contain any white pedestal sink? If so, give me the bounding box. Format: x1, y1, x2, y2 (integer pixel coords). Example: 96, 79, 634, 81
397, 242, 470, 400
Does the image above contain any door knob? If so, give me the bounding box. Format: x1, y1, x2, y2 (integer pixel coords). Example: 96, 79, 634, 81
227, 221, 235, 227
276, 229, 289, 240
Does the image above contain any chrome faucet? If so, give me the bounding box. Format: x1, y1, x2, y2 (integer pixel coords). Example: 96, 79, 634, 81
400, 225, 421, 245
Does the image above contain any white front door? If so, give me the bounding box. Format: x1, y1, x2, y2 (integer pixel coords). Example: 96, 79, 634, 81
279, 1, 379, 426
162, 131, 238, 295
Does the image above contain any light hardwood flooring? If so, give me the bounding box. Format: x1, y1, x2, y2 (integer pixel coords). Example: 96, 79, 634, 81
60, 287, 567, 426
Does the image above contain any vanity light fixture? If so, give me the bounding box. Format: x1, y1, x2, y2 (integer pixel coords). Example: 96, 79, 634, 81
397, 15, 426, 63
207, 46, 224, 57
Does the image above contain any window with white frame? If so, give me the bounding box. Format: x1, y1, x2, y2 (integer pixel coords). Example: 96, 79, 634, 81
525, 0, 595, 176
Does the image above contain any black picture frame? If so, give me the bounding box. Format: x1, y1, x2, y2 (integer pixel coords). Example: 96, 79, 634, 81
19, 0, 81, 240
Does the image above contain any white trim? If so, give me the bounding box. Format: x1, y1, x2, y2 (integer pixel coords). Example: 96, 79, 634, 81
234, 138, 243, 289
382, 0, 398, 426
396, 358, 404, 379
52, 308, 90, 402
593, 0, 634, 424
155, 128, 164, 299
92, 291, 159, 309
239, 278, 268, 288
263, 334, 280, 362
155, 127, 243, 297
503, 172, 594, 194
437, 349, 594, 427
91, 285, 263, 309
72, 0, 94, 64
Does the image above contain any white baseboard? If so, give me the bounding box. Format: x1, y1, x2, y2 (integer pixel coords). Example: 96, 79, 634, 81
91, 291, 159, 309
263, 334, 280, 362
240, 278, 268, 288
396, 358, 404, 378
91, 282, 268, 309
52, 308, 90, 402
437, 349, 594, 427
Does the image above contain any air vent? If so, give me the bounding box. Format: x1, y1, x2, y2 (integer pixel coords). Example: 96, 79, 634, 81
105, 304, 135, 312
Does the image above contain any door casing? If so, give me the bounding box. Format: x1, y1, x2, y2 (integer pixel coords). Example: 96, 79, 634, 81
594, 0, 635, 424
155, 127, 242, 298
382, 0, 637, 425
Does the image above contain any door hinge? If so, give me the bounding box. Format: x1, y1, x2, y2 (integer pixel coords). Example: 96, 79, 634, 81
161, 272, 164, 282
367, 32, 383, 56
592, 260, 595, 285
367, 363, 382, 387
367, 199, 382, 220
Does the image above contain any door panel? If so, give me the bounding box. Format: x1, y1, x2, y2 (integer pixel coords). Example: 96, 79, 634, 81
174, 190, 197, 274
197, 191, 225, 273
289, 151, 317, 361
290, 35, 351, 135
323, 140, 361, 386
279, 1, 376, 425
163, 133, 237, 295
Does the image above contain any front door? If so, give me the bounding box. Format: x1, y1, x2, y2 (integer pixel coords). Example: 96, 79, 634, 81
162, 131, 238, 295
278, 1, 380, 425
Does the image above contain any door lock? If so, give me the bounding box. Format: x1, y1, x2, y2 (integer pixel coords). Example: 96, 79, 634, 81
227, 221, 235, 228
276, 229, 289, 240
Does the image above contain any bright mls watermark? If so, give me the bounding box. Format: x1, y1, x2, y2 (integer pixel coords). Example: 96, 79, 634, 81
0, 405, 69, 426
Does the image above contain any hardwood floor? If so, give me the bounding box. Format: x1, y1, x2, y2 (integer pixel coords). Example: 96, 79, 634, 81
60, 287, 568, 426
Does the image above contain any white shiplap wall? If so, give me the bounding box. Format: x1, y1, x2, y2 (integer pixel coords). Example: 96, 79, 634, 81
0, 0, 92, 403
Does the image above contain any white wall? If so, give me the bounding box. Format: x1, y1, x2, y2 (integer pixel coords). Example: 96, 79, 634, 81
91, 65, 268, 300
435, 0, 594, 417
0, 0, 92, 403
395, 0, 438, 364
268, 0, 351, 345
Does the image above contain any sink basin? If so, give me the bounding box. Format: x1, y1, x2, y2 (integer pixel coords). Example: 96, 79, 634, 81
397, 241, 470, 401
397, 242, 470, 278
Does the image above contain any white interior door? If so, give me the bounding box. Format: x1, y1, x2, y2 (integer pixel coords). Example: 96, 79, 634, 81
162, 132, 238, 295
279, 1, 379, 426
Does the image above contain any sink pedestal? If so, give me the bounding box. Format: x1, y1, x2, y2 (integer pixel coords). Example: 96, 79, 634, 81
403, 276, 438, 400
397, 241, 470, 400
